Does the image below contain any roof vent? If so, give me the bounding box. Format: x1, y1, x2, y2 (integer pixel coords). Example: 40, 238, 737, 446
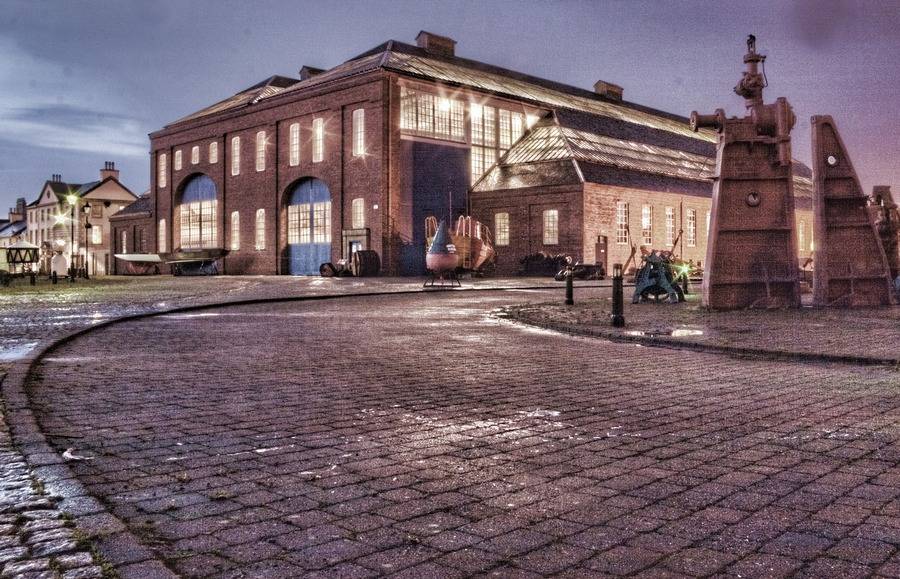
593, 80, 623, 102
416, 31, 456, 57
299, 66, 324, 81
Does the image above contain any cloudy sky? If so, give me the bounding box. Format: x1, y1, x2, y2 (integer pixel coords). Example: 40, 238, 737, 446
1, 0, 898, 210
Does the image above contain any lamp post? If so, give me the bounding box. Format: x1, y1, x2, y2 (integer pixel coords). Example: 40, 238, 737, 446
83, 203, 92, 279
66, 193, 79, 281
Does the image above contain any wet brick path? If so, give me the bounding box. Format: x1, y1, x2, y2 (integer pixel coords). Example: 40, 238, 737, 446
25, 289, 900, 577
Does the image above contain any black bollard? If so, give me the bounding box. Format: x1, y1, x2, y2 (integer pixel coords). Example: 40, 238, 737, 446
51, 271, 58, 285
565, 269, 574, 305
29, 272, 36, 286
611, 263, 625, 327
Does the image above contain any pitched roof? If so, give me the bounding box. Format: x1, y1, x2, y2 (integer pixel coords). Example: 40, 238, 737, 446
165, 38, 716, 146
109, 195, 151, 219
0, 220, 27, 238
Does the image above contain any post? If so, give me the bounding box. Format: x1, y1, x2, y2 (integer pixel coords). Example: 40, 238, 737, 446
565, 268, 574, 305
52, 271, 58, 285
611, 263, 625, 327
84, 224, 90, 280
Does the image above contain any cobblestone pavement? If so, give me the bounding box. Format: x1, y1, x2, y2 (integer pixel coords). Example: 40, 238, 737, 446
508, 294, 900, 362
22, 288, 900, 577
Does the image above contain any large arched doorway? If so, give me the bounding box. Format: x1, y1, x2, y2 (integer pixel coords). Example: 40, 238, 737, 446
177, 174, 218, 250
286, 178, 331, 275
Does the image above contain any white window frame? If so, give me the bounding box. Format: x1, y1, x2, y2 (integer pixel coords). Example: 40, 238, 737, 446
255, 131, 266, 172
798, 219, 805, 250
686, 208, 697, 247
495, 212, 509, 246
312, 118, 324, 163
641, 204, 652, 246
231, 211, 240, 251
209, 142, 218, 164
255, 208, 265, 250
289, 123, 300, 166
91, 224, 102, 245
352, 108, 365, 156
191, 146, 199, 165
174, 150, 182, 171
615, 201, 629, 245
158, 219, 166, 253
351, 198, 365, 229
231, 136, 241, 176
543, 209, 558, 245
665, 207, 675, 246
121, 230, 127, 253
158, 153, 167, 188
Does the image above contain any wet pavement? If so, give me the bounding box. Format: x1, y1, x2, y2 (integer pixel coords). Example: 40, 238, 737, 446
22, 288, 900, 577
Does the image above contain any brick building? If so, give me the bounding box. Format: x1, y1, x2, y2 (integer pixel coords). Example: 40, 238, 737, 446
145, 31, 813, 276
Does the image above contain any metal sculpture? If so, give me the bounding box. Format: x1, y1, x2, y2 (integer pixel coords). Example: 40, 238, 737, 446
811, 117, 895, 306
691, 36, 801, 309
871, 186, 899, 282
632, 250, 685, 304
424, 219, 461, 287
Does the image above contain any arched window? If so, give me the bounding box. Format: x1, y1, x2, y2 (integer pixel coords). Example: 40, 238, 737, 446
255, 209, 266, 250
121, 230, 128, 253
209, 142, 218, 164
158, 153, 167, 188
178, 175, 218, 249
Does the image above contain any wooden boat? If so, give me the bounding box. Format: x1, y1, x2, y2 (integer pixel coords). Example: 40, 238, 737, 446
425, 215, 495, 273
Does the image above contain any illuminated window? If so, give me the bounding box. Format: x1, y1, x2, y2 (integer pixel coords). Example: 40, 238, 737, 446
706, 209, 710, 238
641, 204, 653, 246
158, 219, 166, 252
174, 150, 182, 170
312, 118, 324, 163
399, 87, 465, 142
209, 142, 218, 164
352, 108, 365, 156
798, 219, 805, 250
230, 211, 240, 251
498, 110, 525, 155
139, 228, 147, 253
665, 206, 675, 246
287, 205, 300, 244
179, 200, 218, 249
255, 209, 265, 250
297, 204, 311, 243
289, 123, 300, 166
686, 208, 697, 247
543, 209, 558, 245
255, 131, 266, 172
158, 154, 167, 188
121, 230, 127, 253
191, 146, 199, 165
231, 136, 240, 176
471, 104, 499, 181
351, 198, 365, 229
312, 202, 331, 243
495, 212, 509, 246
616, 201, 629, 244
91, 224, 101, 245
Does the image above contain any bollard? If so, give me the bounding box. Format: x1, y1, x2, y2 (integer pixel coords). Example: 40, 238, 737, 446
29, 272, 36, 286
565, 269, 574, 305
51, 271, 58, 285
611, 263, 625, 327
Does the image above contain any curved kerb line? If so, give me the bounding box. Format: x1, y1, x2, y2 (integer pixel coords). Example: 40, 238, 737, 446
1, 282, 606, 575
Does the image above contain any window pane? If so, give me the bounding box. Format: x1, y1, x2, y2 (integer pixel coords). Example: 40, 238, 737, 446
209, 142, 218, 164
641, 205, 652, 246
352, 109, 365, 156
686, 209, 697, 247
351, 198, 365, 229
158, 153, 167, 188
174, 150, 182, 170
191, 146, 199, 165
158, 219, 166, 252
289, 123, 300, 166
665, 207, 675, 246
417, 93, 434, 133
543, 209, 558, 245
495, 212, 509, 246
616, 202, 629, 244
91, 225, 101, 245
255, 131, 266, 172
231, 137, 240, 175
231, 211, 240, 251
298, 204, 311, 244
312, 118, 324, 163
255, 209, 265, 250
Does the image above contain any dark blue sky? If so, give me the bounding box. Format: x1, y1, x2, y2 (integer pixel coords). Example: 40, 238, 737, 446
1, 0, 898, 210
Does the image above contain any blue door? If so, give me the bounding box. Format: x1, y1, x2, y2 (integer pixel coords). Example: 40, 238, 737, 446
287, 179, 332, 275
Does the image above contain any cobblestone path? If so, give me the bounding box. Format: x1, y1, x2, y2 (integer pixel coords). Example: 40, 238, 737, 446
25, 289, 900, 577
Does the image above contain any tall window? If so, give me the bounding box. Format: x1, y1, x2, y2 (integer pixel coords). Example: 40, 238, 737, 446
706, 210, 710, 238
158, 219, 166, 252
158, 153, 167, 188
255, 131, 266, 172
209, 142, 218, 164
352, 109, 365, 156
121, 231, 127, 253
231, 136, 241, 176
312, 202, 331, 243
230, 211, 240, 251
351, 198, 365, 229
139, 228, 147, 253
471, 103, 498, 182
312, 118, 324, 163
288, 205, 301, 244
498, 109, 526, 155
543, 209, 558, 245
665, 206, 675, 246
616, 201, 629, 244
178, 175, 218, 250
191, 146, 199, 165
495, 212, 510, 246
91, 225, 101, 245
255, 209, 265, 250
641, 204, 653, 246
399, 87, 465, 142
798, 219, 805, 250
174, 150, 182, 170
686, 209, 697, 246
289, 123, 300, 166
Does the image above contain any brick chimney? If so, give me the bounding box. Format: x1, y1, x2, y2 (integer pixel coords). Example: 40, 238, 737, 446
593, 80, 623, 102
9, 198, 26, 223
51, 173, 62, 183
416, 31, 456, 57
100, 161, 120, 181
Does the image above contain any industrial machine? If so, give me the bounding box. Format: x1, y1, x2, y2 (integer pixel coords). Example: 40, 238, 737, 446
632, 249, 687, 303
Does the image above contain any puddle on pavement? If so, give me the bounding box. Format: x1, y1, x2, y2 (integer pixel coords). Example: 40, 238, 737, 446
626, 328, 705, 338
0, 341, 39, 361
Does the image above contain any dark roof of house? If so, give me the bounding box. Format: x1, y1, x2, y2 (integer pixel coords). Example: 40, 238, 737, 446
0, 220, 27, 238
109, 195, 151, 219
33, 177, 136, 207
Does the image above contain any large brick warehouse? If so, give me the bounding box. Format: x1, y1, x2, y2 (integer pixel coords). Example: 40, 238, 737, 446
138, 31, 814, 276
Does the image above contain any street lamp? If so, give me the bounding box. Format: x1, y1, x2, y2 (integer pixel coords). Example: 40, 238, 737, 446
83, 203, 92, 279
66, 193, 79, 281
